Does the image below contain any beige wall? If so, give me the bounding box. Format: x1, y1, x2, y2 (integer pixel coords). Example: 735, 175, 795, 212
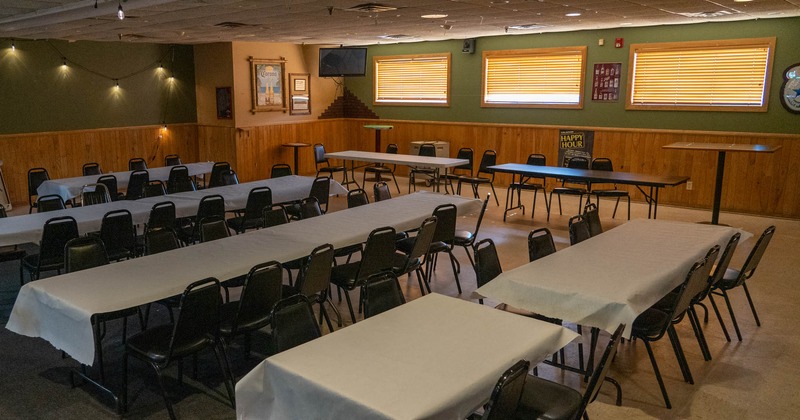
194, 43, 235, 127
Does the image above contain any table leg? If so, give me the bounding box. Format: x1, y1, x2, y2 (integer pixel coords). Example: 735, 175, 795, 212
711, 151, 726, 225
653, 187, 660, 219
374, 130, 381, 153
293, 148, 300, 175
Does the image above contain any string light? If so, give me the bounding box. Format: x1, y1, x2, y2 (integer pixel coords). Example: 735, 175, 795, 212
117, 2, 125, 20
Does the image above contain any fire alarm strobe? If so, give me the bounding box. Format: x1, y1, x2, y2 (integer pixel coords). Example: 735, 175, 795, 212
615, 38, 624, 48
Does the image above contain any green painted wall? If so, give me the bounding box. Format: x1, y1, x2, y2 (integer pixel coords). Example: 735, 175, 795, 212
0, 39, 196, 135
345, 17, 800, 135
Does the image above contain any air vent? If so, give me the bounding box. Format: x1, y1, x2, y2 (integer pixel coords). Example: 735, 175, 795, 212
118, 33, 150, 40
345, 3, 398, 13
215, 21, 254, 28
378, 34, 415, 40
506, 23, 548, 30
678, 10, 736, 18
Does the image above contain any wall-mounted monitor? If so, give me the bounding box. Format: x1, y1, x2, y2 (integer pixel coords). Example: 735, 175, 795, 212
319, 47, 367, 77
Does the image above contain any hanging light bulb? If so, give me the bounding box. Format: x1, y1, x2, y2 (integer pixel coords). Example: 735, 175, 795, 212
117, 2, 125, 20
62, 57, 67, 68
11, 40, 15, 51
114, 79, 120, 89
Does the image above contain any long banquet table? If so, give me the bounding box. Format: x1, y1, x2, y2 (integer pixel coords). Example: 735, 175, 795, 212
476, 219, 742, 337
235, 293, 578, 420
0, 176, 346, 246
37, 162, 215, 202
489, 163, 689, 219
6, 192, 481, 366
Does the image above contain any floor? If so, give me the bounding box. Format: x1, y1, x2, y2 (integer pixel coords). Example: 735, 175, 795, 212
1, 174, 798, 419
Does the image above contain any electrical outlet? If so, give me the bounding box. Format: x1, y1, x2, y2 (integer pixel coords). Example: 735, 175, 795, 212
686, 181, 693, 191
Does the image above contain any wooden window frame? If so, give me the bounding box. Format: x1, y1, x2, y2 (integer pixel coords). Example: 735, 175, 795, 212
373, 53, 451, 107
481, 46, 587, 109
626, 37, 776, 112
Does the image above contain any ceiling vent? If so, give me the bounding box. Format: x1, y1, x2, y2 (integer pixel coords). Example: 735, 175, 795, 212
506, 23, 548, 30
215, 21, 254, 28
678, 10, 737, 18
378, 34, 415, 40
345, 3, 398, 13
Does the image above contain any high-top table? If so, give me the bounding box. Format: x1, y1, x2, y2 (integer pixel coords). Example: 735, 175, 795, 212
235, 293, 578, 420
7, 192, 481, 366
488, 163, 689, 220
325, 150, 469, 192
37, 162, 215, 202
663, 142, 781, 225
476, 219, 743, 338
363, 124, 393, 152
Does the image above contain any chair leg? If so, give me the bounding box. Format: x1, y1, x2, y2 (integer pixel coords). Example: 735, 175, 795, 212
462, 245, 476, 272
688, 307, 712, 361
489, 183, 499, 205
122, 352, 129, 413
667, 325, 693, 384
325, 297, 343, 328
708, 294, 731, 342
152, 363, 177, 420
741, 282, 761, 326
720, 289, 743, 341
446, 250, 462, 294
213, 342, 236, 409
642, 339, 672, 409
342, 289, 357, 324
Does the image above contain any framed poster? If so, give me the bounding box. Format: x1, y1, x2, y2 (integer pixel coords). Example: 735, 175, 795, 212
249, 57, 286, 113
289, 73, 311, 115
591, 63, 621, 102
215, 87, 232, 119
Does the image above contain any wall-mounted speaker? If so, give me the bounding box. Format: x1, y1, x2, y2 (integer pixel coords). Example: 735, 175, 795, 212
462, 38, 476, 54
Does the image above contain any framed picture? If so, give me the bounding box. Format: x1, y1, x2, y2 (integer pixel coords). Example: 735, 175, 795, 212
249, 57, 286, 113
289, 73, 311, 115
216, 87, 232, 119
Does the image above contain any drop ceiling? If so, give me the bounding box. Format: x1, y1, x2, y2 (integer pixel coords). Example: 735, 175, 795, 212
0, 0, 798, 45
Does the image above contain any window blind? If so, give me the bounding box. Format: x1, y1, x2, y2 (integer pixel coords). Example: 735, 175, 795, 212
374, 54, 449, 105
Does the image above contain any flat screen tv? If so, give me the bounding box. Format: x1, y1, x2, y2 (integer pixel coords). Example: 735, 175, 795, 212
319, 47, 367, 77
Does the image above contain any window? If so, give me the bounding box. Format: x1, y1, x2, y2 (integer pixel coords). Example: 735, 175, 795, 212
374, 53, 450, 106
482, 46, 587, 109
627, 38, 775, 112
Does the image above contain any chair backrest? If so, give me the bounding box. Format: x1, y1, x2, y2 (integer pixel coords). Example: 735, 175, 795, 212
706, 233, 741, 292
263, 204, 290, 228
482, 359, 530, 420
167, 165, 195, 194
97, 175, 120, 201
528, 228, 557, 262
568, 214, 591, 245
147, 201, 176, 231
526, 153, 546, 166
37, 194, 66, 212
168, 278, 221, 363
566, 156, 590, 169
82, 162, 102, 176
230, 261, 283, 336
309, 176, 331, 211
65, 236, 109, 273
271, 294, 322, 353
418, 143, 436, 157
221, 169, 239, 186
685, 245, 720, 303
143, 180, 167, 198
196, 194, 226, 221
347, 188, 370, 208
357, 226, 397, 281
386, 143, 399, 154
431, 204, 457, 244
165, 154, 182, 166
28, 168, 50, 198
373, 181, 391, 202
128, 158, 147, 171
664, 259, 711, 333
199, 216, 230, 242
99, 209, 136, 259
145, 227, 181, 255
296, 243, 335, 298
732, 225, 776, 285
81, 183, 111, 206
313, 143, 329, 166
477, 150, 497, 176
242, 187, 272, 221
591, 157, 614, 172
473, 238, 502, 289
469, 194, 491, 242
39, 216, 79, 265
406, 216, 438, 262
453, 147, 474, 173
126, 170, 150, 200
362, 272, 406, 318
299, 197, 323, 219
270, 163, 293, 178
580, 323, 626, 415
583, 202, 603, 236
208, 162, 231, 188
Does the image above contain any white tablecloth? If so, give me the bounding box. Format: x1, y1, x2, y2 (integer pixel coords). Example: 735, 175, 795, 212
477, 219, 744, 337
325, 150, 469, 169
6, 192, 481, 365
37, 162, 215, 201
235, 293, 578, 420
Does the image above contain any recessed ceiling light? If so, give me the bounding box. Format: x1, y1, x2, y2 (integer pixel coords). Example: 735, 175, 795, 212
565, 12, 581, 17
421, 14, 448, 19
619, 22, 633, 26
734, 0, 753, 2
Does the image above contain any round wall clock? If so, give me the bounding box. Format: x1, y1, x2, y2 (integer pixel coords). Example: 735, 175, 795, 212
780, 63, 800, 114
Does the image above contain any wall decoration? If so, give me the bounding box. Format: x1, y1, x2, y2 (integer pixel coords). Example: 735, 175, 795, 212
558, 130, 594, 166
249, 57, 286, 113
216, 87, 232, 119
780, 63, 800, 114
591, 63, 621, 102
289, 73, 311, 115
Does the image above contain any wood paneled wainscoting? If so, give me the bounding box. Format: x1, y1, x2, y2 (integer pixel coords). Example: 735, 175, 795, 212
341, 119, 800, 219
0, 124, 198, 207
